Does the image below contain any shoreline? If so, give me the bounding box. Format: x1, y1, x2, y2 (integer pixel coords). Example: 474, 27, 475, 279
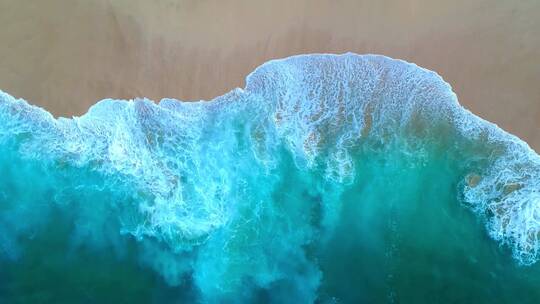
0, 0, 538, 151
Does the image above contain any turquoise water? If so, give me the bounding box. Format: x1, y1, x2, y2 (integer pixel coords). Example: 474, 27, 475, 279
1, 54, 540, 303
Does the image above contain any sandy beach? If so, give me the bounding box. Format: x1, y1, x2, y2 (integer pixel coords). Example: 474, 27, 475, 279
0, 0, 539, 151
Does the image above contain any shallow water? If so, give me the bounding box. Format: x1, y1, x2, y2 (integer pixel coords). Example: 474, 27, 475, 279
1, 54, 539, 303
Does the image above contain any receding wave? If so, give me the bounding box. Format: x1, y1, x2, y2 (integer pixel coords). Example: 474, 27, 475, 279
1, 53, 540, 302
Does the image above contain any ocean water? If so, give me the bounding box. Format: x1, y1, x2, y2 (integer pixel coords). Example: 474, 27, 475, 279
1, 53, 540, 303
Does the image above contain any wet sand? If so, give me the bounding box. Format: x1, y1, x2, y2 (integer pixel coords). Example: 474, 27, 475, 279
0, 0, 539, 151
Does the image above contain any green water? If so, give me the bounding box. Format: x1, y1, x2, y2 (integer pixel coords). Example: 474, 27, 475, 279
319, 140, 540, 303
2, 133, 539, 303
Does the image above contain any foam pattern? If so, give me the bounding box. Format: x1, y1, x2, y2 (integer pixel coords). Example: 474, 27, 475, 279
1, 53, 539, 302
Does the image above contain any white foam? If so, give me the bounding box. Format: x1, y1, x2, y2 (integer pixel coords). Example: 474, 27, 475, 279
1, 53, 539, 279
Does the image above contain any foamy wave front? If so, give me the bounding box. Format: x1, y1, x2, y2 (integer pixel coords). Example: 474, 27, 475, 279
1, 53, 539, 301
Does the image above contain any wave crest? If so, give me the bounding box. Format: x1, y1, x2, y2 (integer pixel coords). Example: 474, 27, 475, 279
1, 53, 539, 301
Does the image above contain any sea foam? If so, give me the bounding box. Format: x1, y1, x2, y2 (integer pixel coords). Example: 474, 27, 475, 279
1, 53, 539, 302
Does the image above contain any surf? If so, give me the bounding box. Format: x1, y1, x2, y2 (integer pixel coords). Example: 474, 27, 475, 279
1, 53, 539, 303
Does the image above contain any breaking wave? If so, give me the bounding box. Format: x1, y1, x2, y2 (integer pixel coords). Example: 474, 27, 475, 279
1, 53, 539, 302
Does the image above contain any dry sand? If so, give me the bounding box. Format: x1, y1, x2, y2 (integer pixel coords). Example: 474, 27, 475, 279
0, 0, 539, 151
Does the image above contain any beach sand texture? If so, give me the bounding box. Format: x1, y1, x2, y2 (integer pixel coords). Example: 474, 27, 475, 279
0, 0, 539, 151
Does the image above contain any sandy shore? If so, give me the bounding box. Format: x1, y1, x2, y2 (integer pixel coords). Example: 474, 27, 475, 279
0, 0, 539, 151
